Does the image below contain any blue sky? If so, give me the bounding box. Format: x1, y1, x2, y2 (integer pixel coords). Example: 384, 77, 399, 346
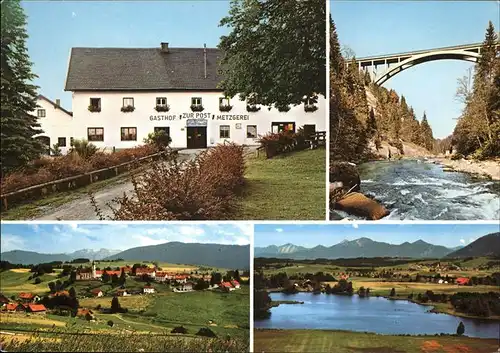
22, 1, 232, 110
0, 223, 251, 253
254, 223, 500, 248
331, 1, 499, 138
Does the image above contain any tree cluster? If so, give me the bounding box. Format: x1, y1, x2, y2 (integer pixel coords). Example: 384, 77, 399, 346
452, 21, 499, 159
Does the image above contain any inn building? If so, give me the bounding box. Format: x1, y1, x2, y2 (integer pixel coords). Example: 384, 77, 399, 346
55, 42, 325, 150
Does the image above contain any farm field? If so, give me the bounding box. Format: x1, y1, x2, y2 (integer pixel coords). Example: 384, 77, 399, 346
254, 329, 500, 353
237, 148, 325, 220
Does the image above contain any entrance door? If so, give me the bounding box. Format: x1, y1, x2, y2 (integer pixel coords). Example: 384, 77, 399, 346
303, 124, 316, 138
35, 136, 51, 155
186, 127, 207, 149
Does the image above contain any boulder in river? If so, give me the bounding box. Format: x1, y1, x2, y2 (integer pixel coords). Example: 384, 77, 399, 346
330, 162, 361, 192
335, 192, 389, 220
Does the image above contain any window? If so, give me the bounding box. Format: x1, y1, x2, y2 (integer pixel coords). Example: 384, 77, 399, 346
37, 109, 46, 118
70, 137, 74, 146
272, 122, 295, 133
219, 97, 230, 106
87, 127, 104, 141
90, 98, 101, 109
191, 97, 202, 106
121, 127, 137, 141
123, 97, 134, 107
247, 125, 257, 138
154, 127, 170, 135
58, 137, 67, 147
156, 97, 167, 106
219, 125, 230, 139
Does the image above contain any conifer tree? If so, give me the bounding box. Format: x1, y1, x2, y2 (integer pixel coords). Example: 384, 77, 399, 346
1, 0, 44, 174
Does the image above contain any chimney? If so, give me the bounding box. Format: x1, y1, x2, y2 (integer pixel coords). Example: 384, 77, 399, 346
160, 42, 169, 53
55, 99, 61, 107
204, 43, 207, 79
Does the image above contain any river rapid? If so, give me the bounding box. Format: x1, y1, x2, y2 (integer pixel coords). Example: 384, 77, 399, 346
331, 159, 499, 220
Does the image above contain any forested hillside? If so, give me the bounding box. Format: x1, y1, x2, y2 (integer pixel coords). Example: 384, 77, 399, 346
451, 21, 499, 160
330, 18, 499, 163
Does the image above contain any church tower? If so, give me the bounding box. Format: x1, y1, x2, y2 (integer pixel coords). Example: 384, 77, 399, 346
92, 261, 96, 279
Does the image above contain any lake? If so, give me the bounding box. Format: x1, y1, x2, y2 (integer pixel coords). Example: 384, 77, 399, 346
254, 292, 500, 338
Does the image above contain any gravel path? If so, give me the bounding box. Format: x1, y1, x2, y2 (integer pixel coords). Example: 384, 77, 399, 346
33, 150, 200, 220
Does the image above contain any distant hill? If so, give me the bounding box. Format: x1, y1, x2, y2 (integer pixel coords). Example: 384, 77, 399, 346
0, 250, 72, 265
105, 242, 250, 269
445, 233, 500, 258
255, 237, 453, 260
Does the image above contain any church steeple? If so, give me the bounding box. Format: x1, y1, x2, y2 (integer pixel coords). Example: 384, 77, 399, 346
92, 261, 96, 278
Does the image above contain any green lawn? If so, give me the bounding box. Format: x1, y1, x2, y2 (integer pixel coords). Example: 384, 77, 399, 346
254, 329, 499, 353
237, 148, 326, 220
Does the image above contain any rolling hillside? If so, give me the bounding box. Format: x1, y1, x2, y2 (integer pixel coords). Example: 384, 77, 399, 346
445, 232, 500, 258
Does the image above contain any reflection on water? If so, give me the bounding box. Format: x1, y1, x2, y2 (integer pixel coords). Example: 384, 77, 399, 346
255, 292, 500, 338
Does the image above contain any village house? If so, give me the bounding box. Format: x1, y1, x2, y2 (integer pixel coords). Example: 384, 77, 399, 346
220, 282, 235, 292
32, 94, 74, 155
154, 272, 168, 282
136, 268, 156, 278
51, 42, 326, 152
52, 291, 70, 297
75, 268, 94, 281
91, 289, 104, 297
77, 308, 95, 320
19, 293, 40, 303
120, 266, 133, 274
143, 286, 155, 294
4, 303, 25, 312
95, 270, 122, 278
116, 289, 130, 297
26, 304, 47, 314
174, 282, 194, 292
456, 277, 470, 285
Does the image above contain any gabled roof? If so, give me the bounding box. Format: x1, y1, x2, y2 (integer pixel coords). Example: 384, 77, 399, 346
19, 292, 34, 299
28, 304, 47, 312
91, 289, 103, 294
65, 46, 223, 91
38, 94, 73, 117
6, 303, 23, 311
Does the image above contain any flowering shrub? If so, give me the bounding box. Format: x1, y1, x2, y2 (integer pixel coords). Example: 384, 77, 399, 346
103, 143, 245, 220
246, 105, 261, 112
120, 105, 135, 113
219, 104, 233, 112
155, 104, 170, 112
1, 145, 159, 194
257, 128, 308, 158
190, 104, 204, 112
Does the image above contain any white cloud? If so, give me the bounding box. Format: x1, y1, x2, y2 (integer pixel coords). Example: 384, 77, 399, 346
72, 11, 77, 18
53, 226, 61, 233
234, 224, 252, 237
1, 234, 26, 252
468, 237, 476, 244
31, 224, 40, 233
275, 228, 283, 233
460, 239, 465, 244
132, 235, 167, 247
179, 225, 205, 236
68, 223, 90, 234
352, 224, 359, 229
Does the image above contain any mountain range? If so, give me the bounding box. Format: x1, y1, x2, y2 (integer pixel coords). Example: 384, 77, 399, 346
0, 248, 120, 265
254, 235, 499, 259
1, 242, 250, 269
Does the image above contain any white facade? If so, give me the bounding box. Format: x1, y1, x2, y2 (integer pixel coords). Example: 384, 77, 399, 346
69, 91, 326, 150
143, 287, 155, 294
33, 96, 74, 154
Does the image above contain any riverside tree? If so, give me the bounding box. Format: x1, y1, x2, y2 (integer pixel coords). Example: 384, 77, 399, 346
452, 21, 500, 158
218, 0, 326, 108
456, 321, 465, 336
1, 0, 45, 174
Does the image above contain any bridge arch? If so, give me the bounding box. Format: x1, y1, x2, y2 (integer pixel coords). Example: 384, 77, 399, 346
372, 50, 480, 85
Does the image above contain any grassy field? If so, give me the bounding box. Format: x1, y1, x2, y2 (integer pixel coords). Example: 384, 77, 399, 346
0, 270, 59, 296
254, 329, 499, 353
237, 148, 325, 220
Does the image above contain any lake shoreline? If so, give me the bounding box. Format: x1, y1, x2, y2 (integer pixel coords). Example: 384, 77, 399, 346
264, 289, 500, 321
